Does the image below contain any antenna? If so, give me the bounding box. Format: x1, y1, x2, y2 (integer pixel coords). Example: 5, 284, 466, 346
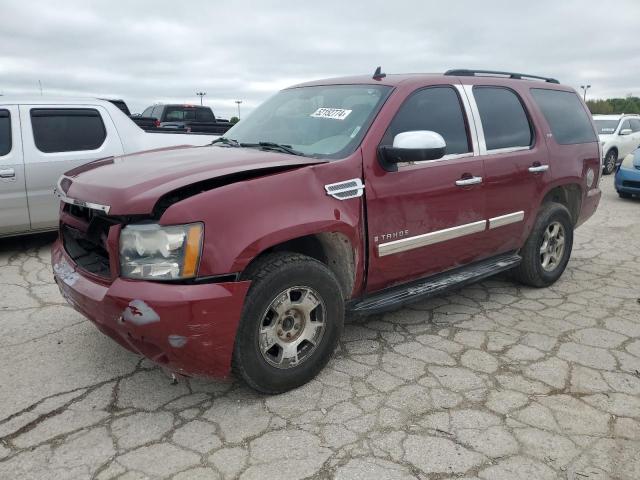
372, 66, 386, 80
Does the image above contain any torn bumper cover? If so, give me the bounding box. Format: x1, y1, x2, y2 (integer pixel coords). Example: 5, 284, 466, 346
52, 238, 250, 378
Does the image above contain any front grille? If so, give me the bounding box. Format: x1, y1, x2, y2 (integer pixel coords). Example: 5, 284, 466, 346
622, 180, 640, 189
62, 204, 118, 278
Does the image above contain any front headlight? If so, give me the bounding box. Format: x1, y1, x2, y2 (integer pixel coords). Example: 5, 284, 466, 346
119, 223, 203, 280
620, 154, 635, 169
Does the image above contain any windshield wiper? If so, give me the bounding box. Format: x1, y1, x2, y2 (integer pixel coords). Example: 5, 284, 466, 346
210, 137, 240, 147
241, 141, 304, 156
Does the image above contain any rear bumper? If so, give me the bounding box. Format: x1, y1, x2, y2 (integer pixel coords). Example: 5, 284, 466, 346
52, 238, 250, 378
615, 166, 640, 195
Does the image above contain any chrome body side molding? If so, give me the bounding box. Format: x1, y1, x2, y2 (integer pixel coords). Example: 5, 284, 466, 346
488, 211, 525, 229
378, 220, 486, 257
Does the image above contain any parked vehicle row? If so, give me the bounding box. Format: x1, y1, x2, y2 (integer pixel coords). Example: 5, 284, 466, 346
0, 97, 220, 237
593, 113, 640, 174
52, 69, 602, 393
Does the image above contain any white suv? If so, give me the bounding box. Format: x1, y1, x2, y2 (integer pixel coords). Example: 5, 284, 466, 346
593, 114, 640, 174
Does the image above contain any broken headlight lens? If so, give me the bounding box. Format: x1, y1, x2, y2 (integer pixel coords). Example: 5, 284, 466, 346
119, 223, 203, 280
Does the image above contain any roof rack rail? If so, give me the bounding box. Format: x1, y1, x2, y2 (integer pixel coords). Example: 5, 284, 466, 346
444, 69, 559, 84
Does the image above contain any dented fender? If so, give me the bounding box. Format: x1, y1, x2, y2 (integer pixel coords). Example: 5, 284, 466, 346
159, 152, 367, 295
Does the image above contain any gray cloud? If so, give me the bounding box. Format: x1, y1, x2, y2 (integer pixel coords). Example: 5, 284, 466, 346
1, 0, 639, 118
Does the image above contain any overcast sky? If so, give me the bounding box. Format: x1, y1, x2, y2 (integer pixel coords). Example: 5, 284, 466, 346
1, 0, 639, 118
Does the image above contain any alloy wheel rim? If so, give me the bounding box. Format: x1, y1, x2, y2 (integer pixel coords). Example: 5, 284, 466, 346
539, 221, 566, 272
607, 153, 616, 172
258, 286, 326, 369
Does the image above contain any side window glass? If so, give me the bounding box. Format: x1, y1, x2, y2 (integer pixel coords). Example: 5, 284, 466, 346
630, 119, 640, 132
473, 87, 532, 150
0, 110, 11, 156
382, 86, 470, 155
142, 107, 153, 117
530, 89, 597, 144
620, 120, 631, 132
31, 109, 106, 153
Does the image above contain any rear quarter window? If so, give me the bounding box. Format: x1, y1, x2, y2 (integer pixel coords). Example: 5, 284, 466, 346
31, 108, 106, 153
530, 89, 597, 145
0, 110, 11, 156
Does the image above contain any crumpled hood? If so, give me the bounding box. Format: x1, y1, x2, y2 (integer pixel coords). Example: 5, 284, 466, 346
61, 145, 326, 215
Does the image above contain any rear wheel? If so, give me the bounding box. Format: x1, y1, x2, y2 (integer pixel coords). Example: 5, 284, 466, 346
512, 202, 574, 288
233, 252, 343, 393
603, 149, 618, 175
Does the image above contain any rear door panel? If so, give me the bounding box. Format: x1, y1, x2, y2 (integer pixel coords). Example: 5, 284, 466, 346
0, 105, 30, 235
20, 104, 124, 230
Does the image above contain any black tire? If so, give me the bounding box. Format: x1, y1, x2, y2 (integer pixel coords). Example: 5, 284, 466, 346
233, 252, 344, 394
512, 202, 574, 288
618, 191, 632, 199
603, 149, 618, 175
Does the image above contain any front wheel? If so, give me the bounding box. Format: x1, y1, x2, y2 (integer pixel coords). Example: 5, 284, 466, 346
603, 149, 618, 175
618, 191, 632, 199
233, 252, 344, 393
512, 202, 574, 288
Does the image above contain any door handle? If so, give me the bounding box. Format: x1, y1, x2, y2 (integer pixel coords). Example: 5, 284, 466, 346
455, 176, 483, 186
0, 168, 16, 178
528, 165, 549, 173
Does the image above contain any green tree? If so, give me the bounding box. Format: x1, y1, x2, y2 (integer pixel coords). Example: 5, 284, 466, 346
587, 97, 640, 114
230, 116, 240, 124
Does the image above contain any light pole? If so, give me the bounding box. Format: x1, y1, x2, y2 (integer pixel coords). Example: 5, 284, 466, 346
196, 91, 207, 105
580, 84, 591, 102
235, 100, 242, 119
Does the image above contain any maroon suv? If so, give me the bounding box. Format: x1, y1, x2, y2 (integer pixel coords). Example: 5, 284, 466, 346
52, 69, 601, 393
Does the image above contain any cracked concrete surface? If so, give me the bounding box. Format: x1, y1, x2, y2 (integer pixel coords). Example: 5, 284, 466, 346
1, 178, 639, 480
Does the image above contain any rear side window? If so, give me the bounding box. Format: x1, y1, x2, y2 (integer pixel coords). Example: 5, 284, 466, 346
382, 86, 470, 155
31, 108, 106, 153
0, 110, 11, 156
473, 87, 532, 151
530, 89, 597, 144
164, 107, 215, 122
196, 108, 214, 122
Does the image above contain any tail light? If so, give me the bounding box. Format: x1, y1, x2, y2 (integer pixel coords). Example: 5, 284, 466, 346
154, 119, 160, 127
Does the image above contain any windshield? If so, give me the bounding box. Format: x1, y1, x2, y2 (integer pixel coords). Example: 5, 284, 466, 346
594, 119, 619, 135
222, 84, 392, 158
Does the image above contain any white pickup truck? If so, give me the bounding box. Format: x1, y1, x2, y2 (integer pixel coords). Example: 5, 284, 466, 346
0, 97, 219, 237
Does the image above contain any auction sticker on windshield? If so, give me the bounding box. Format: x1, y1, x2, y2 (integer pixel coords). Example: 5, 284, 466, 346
311, 108, 352, 120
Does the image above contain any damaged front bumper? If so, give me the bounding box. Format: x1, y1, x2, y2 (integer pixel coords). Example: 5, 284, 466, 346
52, 238, 250, 378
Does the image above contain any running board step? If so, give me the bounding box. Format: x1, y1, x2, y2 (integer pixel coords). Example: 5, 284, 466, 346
347, 253, 521, 315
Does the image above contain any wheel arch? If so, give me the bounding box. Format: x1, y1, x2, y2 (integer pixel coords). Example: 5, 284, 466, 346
240, 231, 358, 300
540, 183, 583, 225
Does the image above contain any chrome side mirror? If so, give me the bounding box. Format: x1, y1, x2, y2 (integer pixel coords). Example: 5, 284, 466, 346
379, 131, 446, 166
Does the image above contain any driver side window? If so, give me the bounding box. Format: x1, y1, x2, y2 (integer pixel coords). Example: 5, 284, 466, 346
382, 86, 471, 155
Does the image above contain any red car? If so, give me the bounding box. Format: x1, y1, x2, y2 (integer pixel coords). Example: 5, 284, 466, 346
52, 69, 601, 393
